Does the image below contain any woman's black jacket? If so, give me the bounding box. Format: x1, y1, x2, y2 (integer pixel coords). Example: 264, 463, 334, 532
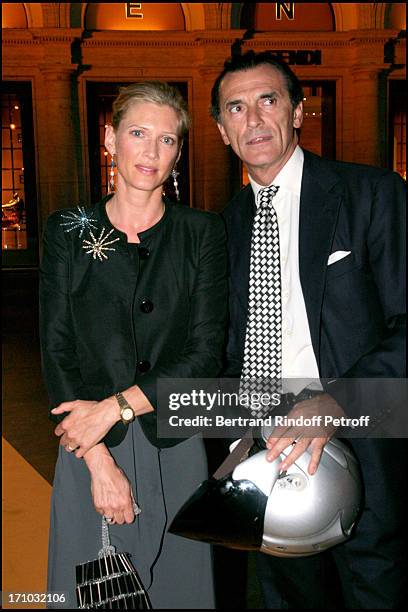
39, 196, 228, 448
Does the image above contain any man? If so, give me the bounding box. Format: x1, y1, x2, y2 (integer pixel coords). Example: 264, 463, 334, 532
211, 50, 406, 609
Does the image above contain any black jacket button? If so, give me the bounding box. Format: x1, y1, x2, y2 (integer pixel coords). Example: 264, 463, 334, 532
138, 246, 150, 260
140, 298, 154, 313
138, 360, 151, 373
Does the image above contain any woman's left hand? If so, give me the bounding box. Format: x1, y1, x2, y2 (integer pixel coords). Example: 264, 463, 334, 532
52, 398, 119, 458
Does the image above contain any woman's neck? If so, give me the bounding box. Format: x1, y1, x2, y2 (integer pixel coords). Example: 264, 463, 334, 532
106, 189, 165, 243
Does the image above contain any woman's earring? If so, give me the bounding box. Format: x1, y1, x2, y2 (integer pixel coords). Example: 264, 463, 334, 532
108, 155, 116, 193
171, 168, 180, 202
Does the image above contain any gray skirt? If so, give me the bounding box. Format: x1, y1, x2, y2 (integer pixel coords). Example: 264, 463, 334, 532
47, 419, 215, 609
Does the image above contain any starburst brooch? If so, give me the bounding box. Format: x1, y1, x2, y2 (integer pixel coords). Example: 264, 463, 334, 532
60, 206, 98, 237
82, 227, 120, 261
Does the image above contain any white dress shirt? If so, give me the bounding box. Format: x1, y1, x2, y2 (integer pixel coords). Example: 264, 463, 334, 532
249, 145, 321, 394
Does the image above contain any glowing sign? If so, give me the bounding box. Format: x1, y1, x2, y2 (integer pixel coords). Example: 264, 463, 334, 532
276, 2, 295, 20
126, 3, 143, 19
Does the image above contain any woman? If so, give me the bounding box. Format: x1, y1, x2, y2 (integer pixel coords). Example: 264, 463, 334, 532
40, 81, 227, 609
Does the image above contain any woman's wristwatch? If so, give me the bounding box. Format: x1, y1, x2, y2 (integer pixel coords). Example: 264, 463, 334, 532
115, 392, 135, 424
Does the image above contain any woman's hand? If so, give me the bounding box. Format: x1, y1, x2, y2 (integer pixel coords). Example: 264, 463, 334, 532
52, 397, 120, 458
84, 444, 137, 525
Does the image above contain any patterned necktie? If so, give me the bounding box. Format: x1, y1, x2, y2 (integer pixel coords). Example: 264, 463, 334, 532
240, 185, 281, 416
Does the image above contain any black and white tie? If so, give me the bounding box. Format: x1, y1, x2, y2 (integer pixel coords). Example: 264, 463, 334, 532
240, 185, 281, 416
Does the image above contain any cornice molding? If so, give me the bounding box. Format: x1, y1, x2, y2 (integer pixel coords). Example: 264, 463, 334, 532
2, 27, 402, 48
3, 38, 43, 46
238, 39, 350, 48
82, 38, 199, 48
3, 28, 82, 45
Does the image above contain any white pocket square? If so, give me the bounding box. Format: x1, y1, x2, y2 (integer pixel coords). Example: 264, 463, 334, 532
327, 250, 351, 266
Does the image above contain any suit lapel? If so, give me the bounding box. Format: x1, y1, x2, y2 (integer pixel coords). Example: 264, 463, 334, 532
299, 151, 343, 369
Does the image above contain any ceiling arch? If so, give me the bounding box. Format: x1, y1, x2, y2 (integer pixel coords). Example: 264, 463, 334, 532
2, 3, 28, 28
232, 3, 338, 31
250, 3, 334, 32
24, 3, 44, 27
385, 3, 406, 30
331, 3, 391, 31
230, 3, 384, 33
83, 3, 186, 31
72, 3, 203, 31
181, 3, 205, 31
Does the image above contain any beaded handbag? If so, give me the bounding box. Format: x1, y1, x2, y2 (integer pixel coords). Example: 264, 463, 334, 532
75, 514, 152, 609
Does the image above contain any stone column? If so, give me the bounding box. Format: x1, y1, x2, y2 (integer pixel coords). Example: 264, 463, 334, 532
351, 68, 382, 167
36, 67, 79, 221
193, 67, 240, 212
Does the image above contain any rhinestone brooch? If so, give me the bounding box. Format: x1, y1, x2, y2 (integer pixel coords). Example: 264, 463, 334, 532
60, 206, 98, 237
82, 227, 120, 261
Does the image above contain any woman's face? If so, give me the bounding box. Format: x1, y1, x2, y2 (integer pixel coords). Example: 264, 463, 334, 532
105, 101, 181, 196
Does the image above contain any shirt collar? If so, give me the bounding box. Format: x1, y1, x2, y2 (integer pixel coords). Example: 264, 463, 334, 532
249, 145, 304, 203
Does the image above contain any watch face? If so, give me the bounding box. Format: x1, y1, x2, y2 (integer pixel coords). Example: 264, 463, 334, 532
122, 407, 134, 422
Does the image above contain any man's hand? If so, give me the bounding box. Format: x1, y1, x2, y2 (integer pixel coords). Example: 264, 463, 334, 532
266, 393, 346, 475
84, 445, 136, 525
52, 397, 119, 458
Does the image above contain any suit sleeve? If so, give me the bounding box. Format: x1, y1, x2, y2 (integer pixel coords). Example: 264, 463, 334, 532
327, 171, 406, 429
39, 212, 89, 423
137, 214, 228, 447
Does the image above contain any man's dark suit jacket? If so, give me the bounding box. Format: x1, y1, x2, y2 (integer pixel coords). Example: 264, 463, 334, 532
221, 148, 406, 608
222, 149, 406, 420
39, 195, 228, 448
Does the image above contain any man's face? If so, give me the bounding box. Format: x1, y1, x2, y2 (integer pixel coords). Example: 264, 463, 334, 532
217, 64, 303, 184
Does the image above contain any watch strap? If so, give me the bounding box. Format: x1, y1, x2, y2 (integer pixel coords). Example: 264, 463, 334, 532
115, 392, 135, 424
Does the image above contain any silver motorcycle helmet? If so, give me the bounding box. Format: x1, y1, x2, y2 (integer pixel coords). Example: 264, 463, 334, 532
169, 434, 362, 557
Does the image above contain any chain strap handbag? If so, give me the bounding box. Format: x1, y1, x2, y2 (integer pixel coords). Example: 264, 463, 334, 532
76, 505, 152, 609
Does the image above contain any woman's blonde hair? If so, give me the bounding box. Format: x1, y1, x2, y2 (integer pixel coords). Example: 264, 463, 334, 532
112, 81, 190, 138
